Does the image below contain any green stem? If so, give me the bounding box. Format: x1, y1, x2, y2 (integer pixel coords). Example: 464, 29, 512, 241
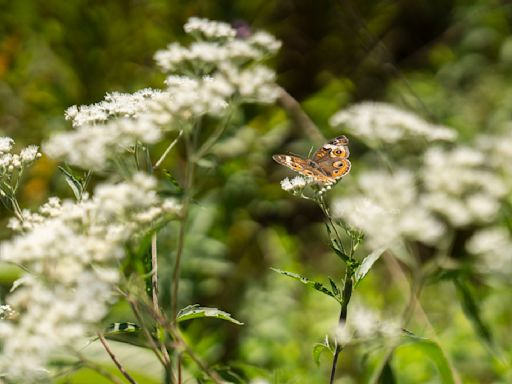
330, 265, 354, 383
318, 194, 346, 255
171, 146, 195, 322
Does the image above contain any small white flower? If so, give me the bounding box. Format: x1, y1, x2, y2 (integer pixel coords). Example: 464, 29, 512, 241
0, 305, 16, 320
20, 145, 40, 163
184, 17, 236, 40
248, 31, 282, 55
467, 227, 512, 275
0, 137, 14, 153
280, 176, 309, 192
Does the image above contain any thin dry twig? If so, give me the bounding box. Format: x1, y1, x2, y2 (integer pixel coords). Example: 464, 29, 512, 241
118, 289, 176, 383
167, 327, 223, 384
151, 233, 161, 316
276, 87, 326, 144
154, 130, 183, 170
75, 351, 125, 384
98, 333, 138, 384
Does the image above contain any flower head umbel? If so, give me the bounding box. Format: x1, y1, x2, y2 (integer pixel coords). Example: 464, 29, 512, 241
333, 170, 445, 250
280, 176, 311, 195
0, 174, 181, 381
45, 18, 280, 171
421, 146, 506, 226
330, 102, 457, 146
0, 137, 42, 217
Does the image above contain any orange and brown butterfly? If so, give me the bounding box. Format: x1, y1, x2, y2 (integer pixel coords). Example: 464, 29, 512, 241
272, 136, 351, 186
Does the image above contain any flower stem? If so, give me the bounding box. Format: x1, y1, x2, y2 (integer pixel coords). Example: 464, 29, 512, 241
330, 264, 354, 384
98, 333, 138, 384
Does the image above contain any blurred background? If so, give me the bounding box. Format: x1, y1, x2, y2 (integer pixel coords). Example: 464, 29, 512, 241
2, 0, 512, 382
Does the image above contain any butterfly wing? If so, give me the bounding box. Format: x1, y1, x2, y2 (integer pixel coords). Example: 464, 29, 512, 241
312, 135, 351, 180
272, 154, 333, 184
313, 135, 350, 162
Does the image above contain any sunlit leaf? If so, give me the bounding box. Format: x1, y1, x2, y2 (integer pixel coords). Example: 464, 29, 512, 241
58, 166, 83, 200
177, 304, 243, 325
313, 335, 334, 366
354, 247, 386, 287
397, 335, 457, 384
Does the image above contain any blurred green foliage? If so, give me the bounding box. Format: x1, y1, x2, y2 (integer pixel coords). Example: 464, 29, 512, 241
2, 0, 512, 382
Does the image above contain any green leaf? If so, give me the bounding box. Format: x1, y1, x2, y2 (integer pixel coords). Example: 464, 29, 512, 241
105, 322, 140, 335
162, 169, 184, 196
329, 240, 350, 262
270, 268, 341, 303
397, 335, 457, 384
453, 277, 495, 350
328, 277, 341, 301
58, 166, 83, 200
354, 247, 386, 287
313, 335, 333, 366
177, 304, 243, 325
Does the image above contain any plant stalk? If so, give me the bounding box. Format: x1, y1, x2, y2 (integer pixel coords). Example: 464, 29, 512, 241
330, 265, 353, 384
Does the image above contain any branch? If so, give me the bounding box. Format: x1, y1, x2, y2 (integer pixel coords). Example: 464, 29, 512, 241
276, 87, 326, 144
330, 265, 354, 383
98, 333, 138, 384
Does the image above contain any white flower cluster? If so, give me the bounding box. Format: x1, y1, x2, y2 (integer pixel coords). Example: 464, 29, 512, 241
154, 27, 280, 73
333, 170, 445, 249
421, 146, 506, 226
0, 305, 16, 320
0, 137, 41, 177
45, 117, 163, 170
154, 18, 280, 102
477, 129, 512, 186
7, 197, 62, 232
184, 17, 237, 40
64, 88, 162, 128
280, 176, 310, 193
0, 173, 181, 381
335, 305, 400, 345
330, 102, 457, 145
45, 18, 280, 171
466, 227, 512, 276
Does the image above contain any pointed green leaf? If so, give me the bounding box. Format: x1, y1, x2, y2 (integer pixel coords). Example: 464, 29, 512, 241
453, 278, 495, 350
105, 322, 141, 335
58, 166, 82, 200
177, 304, 243, 325
313, 335, 334, 366
378, 360, 397, 384
397, 335, 457, 384
329, 240, 350, 262
313, 344, 331, 366
354, 247, 386, 286
328, 277, 341, 300
270, 268, 341, 303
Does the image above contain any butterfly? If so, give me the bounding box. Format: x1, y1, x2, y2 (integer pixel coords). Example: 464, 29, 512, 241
272, 136, 351, 185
